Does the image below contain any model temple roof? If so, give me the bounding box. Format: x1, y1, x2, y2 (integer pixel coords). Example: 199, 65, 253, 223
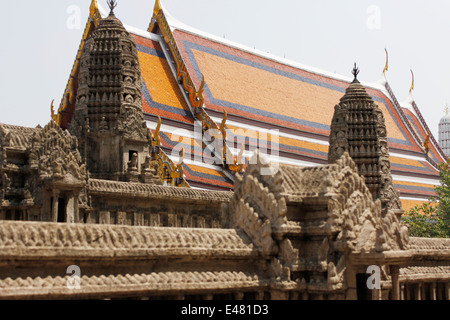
53, 0, 446, 210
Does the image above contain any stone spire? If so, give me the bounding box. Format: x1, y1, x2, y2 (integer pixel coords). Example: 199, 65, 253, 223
69, 9, 150, 180
328, 65, 402, 214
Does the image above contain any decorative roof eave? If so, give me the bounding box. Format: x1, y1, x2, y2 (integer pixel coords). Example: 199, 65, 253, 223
151, 116, 191, 188
148, 0, 205, 110
53, 0, 103, 129
383, 59, 446, 165
382, 78, 437, 164
410, 98, 447, 162
404, 68, 446, 162
148, 1, 245, 176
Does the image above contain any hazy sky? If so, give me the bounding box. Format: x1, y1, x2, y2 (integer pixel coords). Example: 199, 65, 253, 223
1, 0, 449, 139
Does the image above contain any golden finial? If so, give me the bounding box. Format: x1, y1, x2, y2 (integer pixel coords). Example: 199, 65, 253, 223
153, 116, 162, 147
237, 143, 244, 164
383, 48, 389, 78
177, 148, 185, 166
229, 142, 245, 173
50, 100, 57, 122
196, 74, 205, 101
409, 69, 415, 94
220, 111, 228, 132
90, 0, 99, 15
445, 104, 449, 115
154, 0, 162, 16
423, 130, 431, 155
172, 148, 185, 185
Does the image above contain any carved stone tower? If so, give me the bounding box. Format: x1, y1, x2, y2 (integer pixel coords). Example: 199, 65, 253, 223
328, 65, 402, 214
69, 7, 151, 181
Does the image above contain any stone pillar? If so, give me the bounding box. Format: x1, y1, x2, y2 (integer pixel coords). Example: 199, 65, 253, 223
66, 195, 75, 223
99, 211, 111, 225
437, 283, 443, 300
270, 290, 289, 300
421, 282, 427, 300
414, 283, 422, 300
372, 287, 382, 300
234, 292, 244, 300
400, 284, 405, 300
134, 212, 144, 226
255, 291, 265, 300
391, 266, 400, 300
150, 213, 160, 227
73, 191, 80, 223
290, 292, 299, 300
117, 212, 126, 225
52, 190, 60, 222
445, 283, 450, 300
431, 282, 437, 300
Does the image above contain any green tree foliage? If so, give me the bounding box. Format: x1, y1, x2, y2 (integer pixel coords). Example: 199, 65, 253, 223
402, 161, 450, 238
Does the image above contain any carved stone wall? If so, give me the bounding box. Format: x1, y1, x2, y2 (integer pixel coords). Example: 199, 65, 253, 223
230, 150, 412, 299
82, 179, 232, 228
0, 220, 269, 300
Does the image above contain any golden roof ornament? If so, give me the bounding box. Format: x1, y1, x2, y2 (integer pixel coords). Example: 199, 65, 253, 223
154, 0, 162, 16
423, 130, 431, 155
409, 69, 415, 94
383, 48, 389, 78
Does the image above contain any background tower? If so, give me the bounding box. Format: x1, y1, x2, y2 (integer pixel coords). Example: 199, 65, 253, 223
439, 106, 450, 158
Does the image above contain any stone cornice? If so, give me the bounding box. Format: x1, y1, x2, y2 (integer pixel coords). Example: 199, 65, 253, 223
88, 178, 233, 203
0, 221, 258, 263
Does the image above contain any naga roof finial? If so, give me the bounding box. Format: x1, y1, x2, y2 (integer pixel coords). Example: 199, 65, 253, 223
154, 0, 162, 15
107, 0, 117, 15
352, 63, 360, 81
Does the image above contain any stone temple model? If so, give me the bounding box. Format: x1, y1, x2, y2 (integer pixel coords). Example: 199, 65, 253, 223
0, 0, 449, 300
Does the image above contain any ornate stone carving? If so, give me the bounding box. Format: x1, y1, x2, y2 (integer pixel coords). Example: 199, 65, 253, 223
325, 153, 409, 253
28, 121, 85, 184
328, 72, 402, 213
68, 11, 150, 179
231, 151, 289, 254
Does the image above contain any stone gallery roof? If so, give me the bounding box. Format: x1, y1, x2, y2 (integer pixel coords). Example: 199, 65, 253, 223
89, 178, 233, 202
0, 221, 255, 256
0, 124, 41, 150
409, 237, 450, 252
54, 1, 445, 209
